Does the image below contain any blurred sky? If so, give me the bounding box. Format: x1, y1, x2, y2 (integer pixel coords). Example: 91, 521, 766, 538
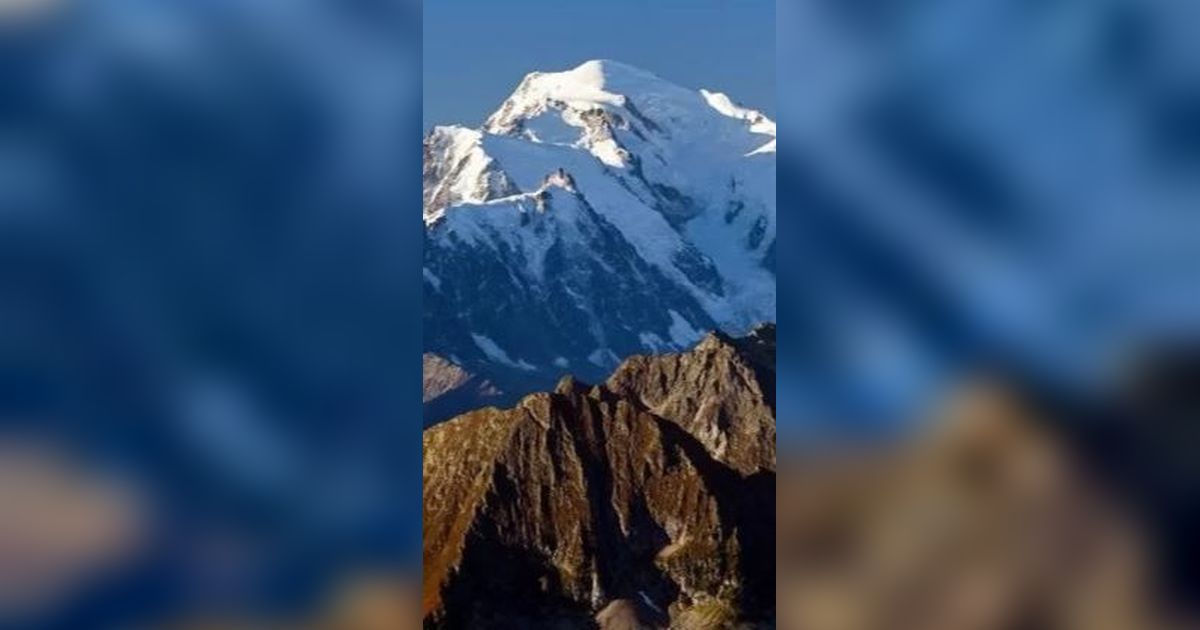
423, 0, 776, 129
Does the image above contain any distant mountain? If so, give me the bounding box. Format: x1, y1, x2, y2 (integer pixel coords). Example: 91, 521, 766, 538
422, 353, 502, 426
422, 325, 775, 628
423, 60, 775, 418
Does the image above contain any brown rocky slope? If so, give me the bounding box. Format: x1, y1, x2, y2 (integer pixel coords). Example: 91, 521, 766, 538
422, 325, 775, 628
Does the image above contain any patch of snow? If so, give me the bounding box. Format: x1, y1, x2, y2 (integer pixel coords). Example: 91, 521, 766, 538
747, 139, 776, 155
471, 333, 536, 371
667, 310, 702, 347
639, 332, 667, 351
637, 591, 663, 615
701, 89, 776, 136
588, 137, 628, 168
423, 267, 441, 290
587, 348, 620, 367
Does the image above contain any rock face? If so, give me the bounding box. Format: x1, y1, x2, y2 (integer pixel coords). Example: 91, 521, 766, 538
606, 325, 775, 477
422, 326, 775, 628
423, 60, 775, 420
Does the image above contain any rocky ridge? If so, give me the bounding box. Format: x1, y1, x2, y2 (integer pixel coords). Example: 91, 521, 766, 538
422, 325, 775, 628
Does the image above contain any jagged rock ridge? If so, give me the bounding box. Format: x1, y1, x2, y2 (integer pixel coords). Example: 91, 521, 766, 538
422, 325, 776, 628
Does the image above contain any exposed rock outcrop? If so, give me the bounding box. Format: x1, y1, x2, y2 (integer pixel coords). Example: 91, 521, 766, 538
422, 326, 775, 628
605, 324, 775, 476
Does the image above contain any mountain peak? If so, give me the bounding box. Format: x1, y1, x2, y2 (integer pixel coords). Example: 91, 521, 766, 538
425, 61, 776, 413
555, 58, 662, 86
520, 59, 666, 93
483, 59, 694, 139
482, 58, 774, 161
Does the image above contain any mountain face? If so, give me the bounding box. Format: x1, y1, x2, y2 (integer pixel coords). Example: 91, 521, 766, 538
422, 353, 503, 426
422, 325, 775, 628
423, 60, 775, 416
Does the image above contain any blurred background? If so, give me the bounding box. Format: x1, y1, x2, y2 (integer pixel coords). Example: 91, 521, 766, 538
778, 0, 1200, 430
777, 0, 1200, 627
6, 0, 1200, 626
0, 0, 422, 628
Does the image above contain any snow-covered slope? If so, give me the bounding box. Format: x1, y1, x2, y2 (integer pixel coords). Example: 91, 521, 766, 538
424, 60, 775, 413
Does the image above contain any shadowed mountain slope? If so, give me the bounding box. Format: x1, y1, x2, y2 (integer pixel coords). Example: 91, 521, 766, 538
422, 325, 775, 628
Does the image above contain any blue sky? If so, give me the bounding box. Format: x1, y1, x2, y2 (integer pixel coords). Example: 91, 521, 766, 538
424, 0, 775, 129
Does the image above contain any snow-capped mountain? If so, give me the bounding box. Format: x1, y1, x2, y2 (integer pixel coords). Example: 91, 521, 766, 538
423, 60, 775, 413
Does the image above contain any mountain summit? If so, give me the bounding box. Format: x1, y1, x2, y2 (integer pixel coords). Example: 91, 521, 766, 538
423, 61, 775, 418
483, 59, 774, 162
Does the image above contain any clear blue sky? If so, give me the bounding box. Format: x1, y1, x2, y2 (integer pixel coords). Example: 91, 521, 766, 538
424, 0, 775, 129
